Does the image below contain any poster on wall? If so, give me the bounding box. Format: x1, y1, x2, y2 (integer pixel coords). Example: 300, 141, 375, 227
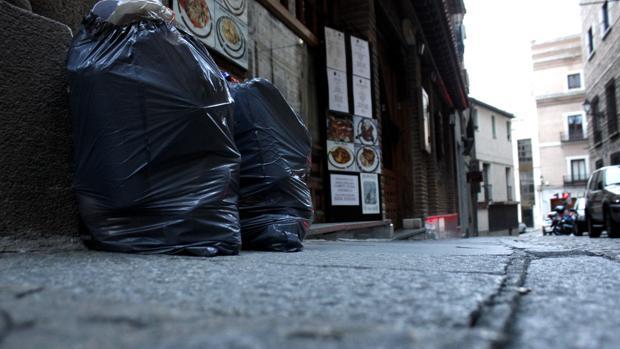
353, 76, 372, 118
354, 116, 378, 145
350, 36, 370, 79
360, 173, 380, 214
355, 145, 381, 174
330, 174, 360, 206
327, 141, 356, 172
172, 0, 248, 68
325, 27, 347, 72
327, 68, 349, 113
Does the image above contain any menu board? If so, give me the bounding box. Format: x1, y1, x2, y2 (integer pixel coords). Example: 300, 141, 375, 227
350, 36, 370, 79
325, 27, 347, 72
330, 174, 360, 206
172, 0, 248, 68
361, 173, 380, 214
353, 76, 372, 118
327, 69, 349, 113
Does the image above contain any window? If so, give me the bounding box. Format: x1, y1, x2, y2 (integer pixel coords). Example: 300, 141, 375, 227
567, 114, 585, 140
587, 26, 595, 55
472, 108, 479, 131
592, 96, 602, 144
492, 115, 496, 139
611, 152, 620, 165
606, 79, 618, 135
506, 121, 511, 141
601, 1, 611, 36
506, 167, 512, 201
596, 159, 604, 169
571, 159, 587, 181
567, 73, 582, 90
518, 139, 532, 162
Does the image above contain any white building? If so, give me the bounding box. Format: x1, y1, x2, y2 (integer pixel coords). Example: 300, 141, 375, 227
470, 98, 519, 235
531, 35, 589, 227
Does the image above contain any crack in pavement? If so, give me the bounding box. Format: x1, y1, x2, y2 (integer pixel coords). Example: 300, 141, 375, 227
467, 249, 531, 349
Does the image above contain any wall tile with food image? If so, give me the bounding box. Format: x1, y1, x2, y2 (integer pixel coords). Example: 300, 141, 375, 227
355, 144, 381, 174
213, 1, 248, 68
327, 141, 357, 172
353, 116, 378, 145
173, 0, 216, 47
327, 114, 354, 143
216, 0, 247, 24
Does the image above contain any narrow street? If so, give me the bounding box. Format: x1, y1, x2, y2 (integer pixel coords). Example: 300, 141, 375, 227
1, 233, 619, 348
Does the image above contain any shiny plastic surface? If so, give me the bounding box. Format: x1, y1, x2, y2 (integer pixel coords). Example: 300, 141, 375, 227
67, 12, 241, 256
230, 79, 313, 252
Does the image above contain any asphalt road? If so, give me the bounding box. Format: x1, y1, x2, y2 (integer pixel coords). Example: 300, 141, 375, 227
1, 232, 619, 348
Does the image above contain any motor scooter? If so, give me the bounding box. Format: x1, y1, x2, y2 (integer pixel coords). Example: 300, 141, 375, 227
548, 205, 577, 235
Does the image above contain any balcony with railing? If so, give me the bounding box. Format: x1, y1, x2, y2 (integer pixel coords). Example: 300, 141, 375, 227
560, 131, 587, 143
563, 174, 588, 186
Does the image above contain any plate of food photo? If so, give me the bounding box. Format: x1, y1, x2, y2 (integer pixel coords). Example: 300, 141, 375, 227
328, 115, 353, 142
176, 0, 213, 38
356, 146, 379, 172
356, 118, 377, 145
328, 145, 354, 169
216, 15, 246, 59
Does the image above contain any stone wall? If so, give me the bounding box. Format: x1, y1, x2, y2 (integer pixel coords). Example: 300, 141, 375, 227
0, 1, 77, 236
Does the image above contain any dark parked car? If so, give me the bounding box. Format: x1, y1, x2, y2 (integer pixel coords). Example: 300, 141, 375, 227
585, 165, 620, 238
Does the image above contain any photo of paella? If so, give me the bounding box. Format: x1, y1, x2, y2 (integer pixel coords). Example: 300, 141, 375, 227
328, 143, 355, 170
175, 0, 213, 38
216, 15, 246, 59
327, 115, 354, 142
356, 146, 380, 172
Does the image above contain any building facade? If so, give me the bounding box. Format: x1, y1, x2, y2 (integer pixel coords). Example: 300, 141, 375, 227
470, 98, 518, 235
581, 0, 620, 169
531, 35, 589, 225
1, 0, 470, 238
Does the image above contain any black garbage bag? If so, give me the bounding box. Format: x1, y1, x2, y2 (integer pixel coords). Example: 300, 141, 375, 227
66, 12, 241, 256
229, 79, 313, 252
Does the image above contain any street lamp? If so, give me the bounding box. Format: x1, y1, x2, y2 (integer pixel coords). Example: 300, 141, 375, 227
583, 99, 592, 115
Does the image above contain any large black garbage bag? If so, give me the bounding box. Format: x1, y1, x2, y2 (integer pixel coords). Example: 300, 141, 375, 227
229, 79, 313, 252
66, 13, 241, 256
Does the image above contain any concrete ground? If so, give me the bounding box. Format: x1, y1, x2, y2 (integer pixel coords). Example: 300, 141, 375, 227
1, 232, 620, 348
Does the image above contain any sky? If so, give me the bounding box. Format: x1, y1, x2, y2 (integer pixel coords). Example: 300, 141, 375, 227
464, 0, 583, 130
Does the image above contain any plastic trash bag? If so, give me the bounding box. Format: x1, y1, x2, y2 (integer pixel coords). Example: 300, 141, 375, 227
66, 4, 241, 256
229, 79, 313, 252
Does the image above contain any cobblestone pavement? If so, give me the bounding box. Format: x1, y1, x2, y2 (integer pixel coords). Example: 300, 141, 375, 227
1, 232, 619, 348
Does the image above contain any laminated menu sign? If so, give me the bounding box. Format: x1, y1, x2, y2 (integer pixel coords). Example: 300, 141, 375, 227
353, 76, 372, 118
327, 68, 349, 113
325, 27, 346, 72
330, 174, 360, 206
351, 36, 370, 79
360, 173, 380, 214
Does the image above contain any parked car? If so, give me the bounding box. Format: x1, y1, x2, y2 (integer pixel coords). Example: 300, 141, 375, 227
585, 165, 620, 238
573, 197, 587, 236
